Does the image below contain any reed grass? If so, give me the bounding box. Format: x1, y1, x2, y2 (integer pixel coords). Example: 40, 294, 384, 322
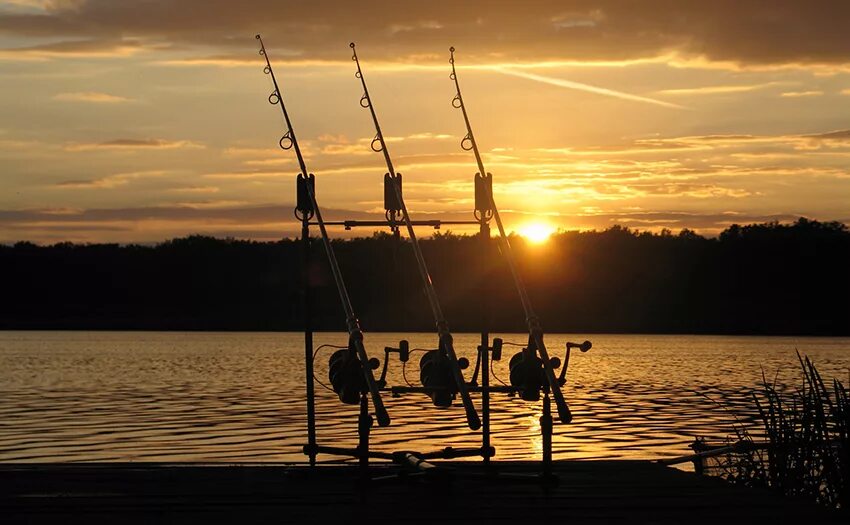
704, 352, 848, 509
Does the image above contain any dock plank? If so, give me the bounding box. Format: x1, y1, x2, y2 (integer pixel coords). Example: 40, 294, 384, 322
1, 461, 843, 524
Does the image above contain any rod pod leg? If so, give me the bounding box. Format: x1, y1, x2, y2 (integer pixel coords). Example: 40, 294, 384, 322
301, 216, 317, 467
479, 219, 491, 465
358, 393, 373, 479
541, 393, 554, 482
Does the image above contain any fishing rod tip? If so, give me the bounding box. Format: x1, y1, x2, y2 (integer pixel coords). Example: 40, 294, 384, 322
450, 46, 455, 53
349, 42, 355, 48
255, 34, 261, 39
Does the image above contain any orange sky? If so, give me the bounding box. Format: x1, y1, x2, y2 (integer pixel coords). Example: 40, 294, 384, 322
1, 1, 849, 243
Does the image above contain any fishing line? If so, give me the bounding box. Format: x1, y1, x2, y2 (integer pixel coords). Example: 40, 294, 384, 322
312, 344, 348, 393
491, 357, 509, 387
402, 348, 431, 387
350, 42, 480, 431
257, 34, 390, 427
448, 46, 573, 424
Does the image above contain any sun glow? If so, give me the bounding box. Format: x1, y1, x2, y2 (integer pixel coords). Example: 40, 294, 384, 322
517, 222, 556, 244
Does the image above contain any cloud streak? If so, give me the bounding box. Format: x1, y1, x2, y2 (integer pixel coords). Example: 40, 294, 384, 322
56, 170, 168, 189
0, 38, 146, 61
656, 82, 786, 97
53, 91, 133, 103
495, 68, 686, 110
780, 90, 823, 98
64, 139, 205, 152
1, 203, 838, 244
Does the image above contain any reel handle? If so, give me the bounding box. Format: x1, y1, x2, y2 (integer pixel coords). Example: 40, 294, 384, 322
533, 331, 572, 424
442, 334, 481, 430
352, 335, 390, 427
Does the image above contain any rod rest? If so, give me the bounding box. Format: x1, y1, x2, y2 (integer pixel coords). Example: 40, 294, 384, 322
378, 340, 409, 386
470, 337, 502, 386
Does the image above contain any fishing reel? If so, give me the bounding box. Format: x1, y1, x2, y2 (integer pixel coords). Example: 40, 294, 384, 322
508, 347, 551, 401
328, 339, 380, 405
418, 350, 470, 407
508, 340, 593, 400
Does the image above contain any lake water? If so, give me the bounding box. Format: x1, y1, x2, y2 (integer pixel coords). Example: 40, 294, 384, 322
1, 331, 848, 464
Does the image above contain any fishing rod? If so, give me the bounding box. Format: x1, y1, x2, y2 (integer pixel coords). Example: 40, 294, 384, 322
256, 34, 390, 428
350, 42, 480, 431
448, 47, 572, 424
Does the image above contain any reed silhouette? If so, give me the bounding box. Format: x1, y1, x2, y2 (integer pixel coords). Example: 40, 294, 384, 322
699, 353, 849, 510
1, 218, 847, 335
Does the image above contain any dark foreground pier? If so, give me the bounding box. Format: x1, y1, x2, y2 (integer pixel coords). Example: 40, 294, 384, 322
1, 461, 843, 524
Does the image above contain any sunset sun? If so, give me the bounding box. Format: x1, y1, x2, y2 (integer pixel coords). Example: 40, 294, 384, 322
518, 222, 556, 244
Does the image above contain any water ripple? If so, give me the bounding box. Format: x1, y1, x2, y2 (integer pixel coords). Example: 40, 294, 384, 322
1, 331, 848, 463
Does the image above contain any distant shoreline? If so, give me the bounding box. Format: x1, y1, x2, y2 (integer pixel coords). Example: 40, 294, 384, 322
3, 218, 848, 336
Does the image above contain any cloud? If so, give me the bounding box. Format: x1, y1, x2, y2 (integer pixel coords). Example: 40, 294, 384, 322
171, 200, 249, 209
242, 158, 296, 167
553, 130, 850, 154
497, 177, 754, 202
780, 90, 824, 98
0, 2, 848, 69
167, 186, 221, 194
387, 132, 456, 142
7, 125, 850, 242
656, 82, 786, 96
495, 68, 686, 109
3, 203, 840, 244
0, 203, 307, 243
308, 133, 455, 157
56, 170, 167, 189
805, 129, 850, 141
222, 146, 280, 158
0, 1, 75, 12
202, 171, 290, 180
551, 9, 606, 29
387, 20, 444, 36
591, 211, 806, 232
0, 138, 42, 150
0, 202, 377, 225
64, 138, 205, 151
53, 91, 133, 103
154, 57, 251, 68
0, 38, 147, 61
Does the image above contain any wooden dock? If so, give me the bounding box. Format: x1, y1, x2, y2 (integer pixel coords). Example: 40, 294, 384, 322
1, 461, 843, 524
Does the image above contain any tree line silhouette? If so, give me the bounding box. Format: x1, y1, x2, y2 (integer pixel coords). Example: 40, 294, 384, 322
1, 218, 848, 335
